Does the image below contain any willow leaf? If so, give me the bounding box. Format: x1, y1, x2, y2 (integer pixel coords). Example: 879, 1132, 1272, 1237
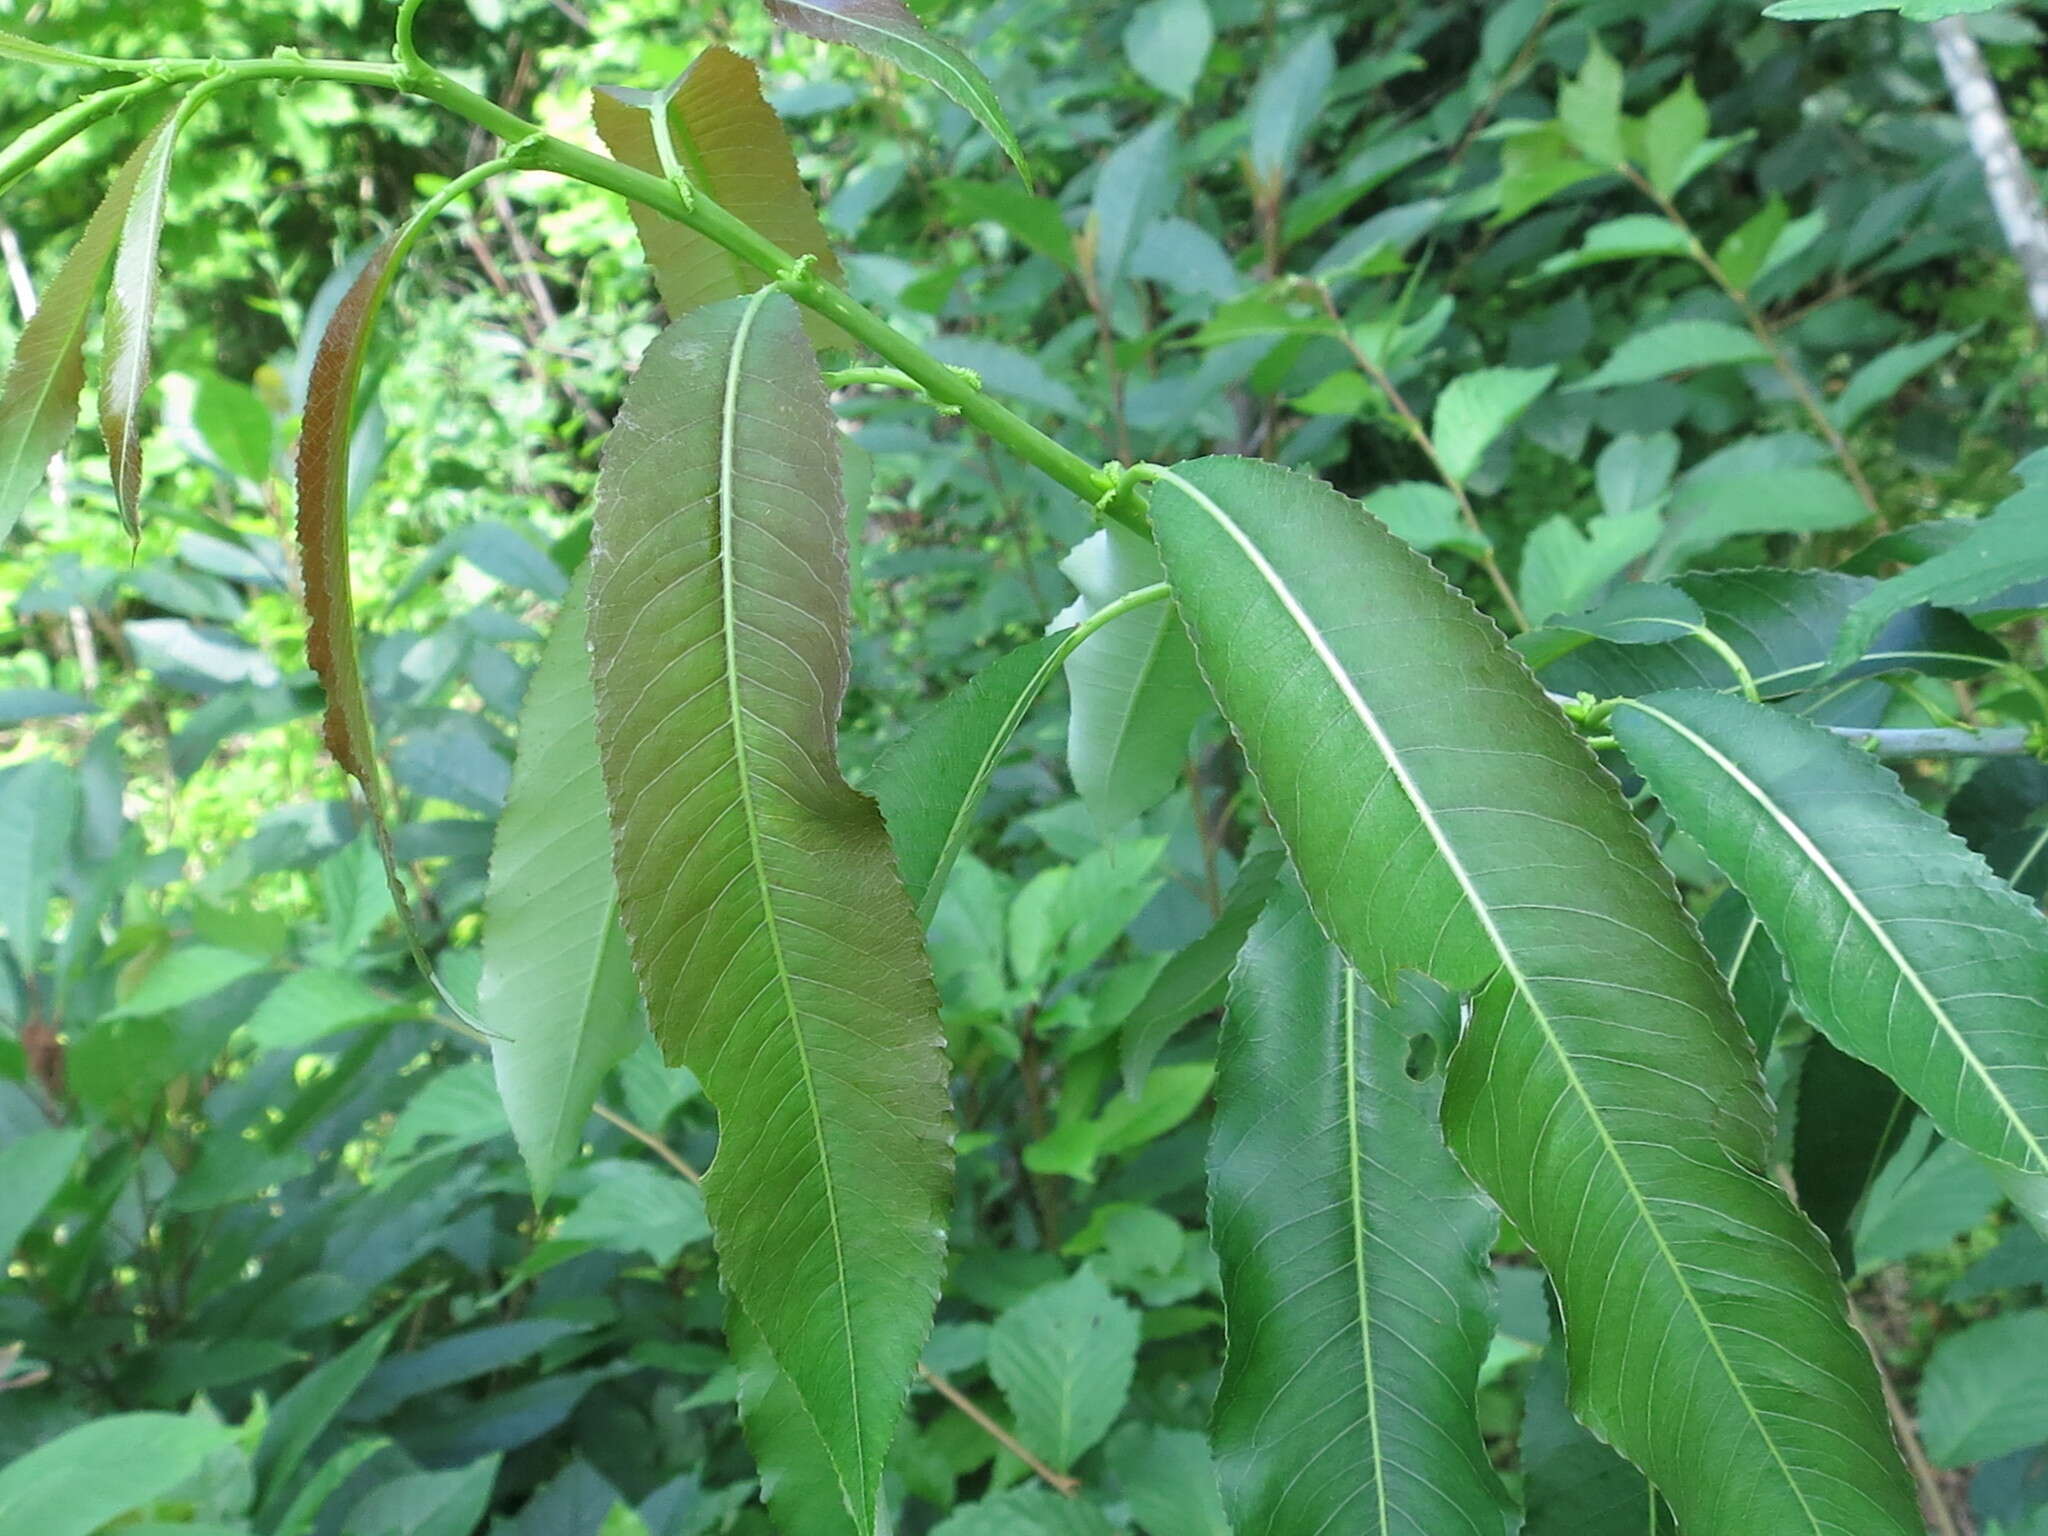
593, 46, 847, 347
480, 569, 645, 1205
586, 289, 950, 1531
1613, 689, 2048, 1186
1147, 455, 1916, 1535
0, 115, 169, 546
766, 0, 1030, 184
1058, 527, 1209, 833
1209, 873, 1509, 1534
872, 633, 1060, 924
99, 111, 181, 535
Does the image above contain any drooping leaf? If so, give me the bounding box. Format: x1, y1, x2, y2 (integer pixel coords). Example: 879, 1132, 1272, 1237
254, 1305, 414, 1522
1120, 847, 1284, 1087
1614, 691, 2048, 1189
765, 0, 1030, 183
99, 111, 182, 535
1825, 482, 2048, 677
1146, 455, 1917, 1534
0, 1413, 235, 1536
0, 114, 170, 546
1853, 1119, 2004, 1271
873, 634, 1062, 924
297, 236, 397, 800
585, 289, 950, 1530
481, 569, 646, 1205
592, 47, 847, 346
728, 1300, 863, 1536
1208, 874, 1509, 1534
987, 1267, 1140, 1472
1529, 567, 2004, 700
1571, 318, 1772, 391
1430, 365, 1555, 483
1792, 1035, 1911, 1274
1057, 527, 1208, 833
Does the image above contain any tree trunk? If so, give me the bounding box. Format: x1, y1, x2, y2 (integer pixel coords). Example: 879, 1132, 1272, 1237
1931, 14, 2048, 333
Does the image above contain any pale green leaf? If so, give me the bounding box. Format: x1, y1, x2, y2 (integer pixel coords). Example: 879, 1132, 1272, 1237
1534, 214, 1691, 277
1516, 510, 1660, 626
1653, 465, 1869, 569
988, 1268, 1140, 1472
1146, 454, 1917, 1533
1106, 1422, 1229, 1536
1123, 0, 1213, 102
1916, 1310, 2048, 1467
586, 290, 949, 1530
1572, 319, 1771, 391
0, 1127, 87, 1260
1557, 37, 1625, 166
1248, 25, 1336, 189
1430, 365, 1556, 483
1058, 527, 1208, 832
1613, 690, 2048, 1187
0, 1413, 235, 1536
1594, 431, 1679, 517
482, 567, 645, 1204
1210, 875, 1509, 1533
1642, 77, 1708, 197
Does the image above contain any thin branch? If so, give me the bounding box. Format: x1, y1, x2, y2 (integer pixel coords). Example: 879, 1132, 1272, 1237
917, 1363, 1080, 1497
1931, 16, 2048, 334
594, 1102, 701, 1185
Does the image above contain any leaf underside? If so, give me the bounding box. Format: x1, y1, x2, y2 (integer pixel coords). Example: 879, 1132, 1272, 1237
1148, 455, 1917, 1535
593, 45, 848, 348
100, 115, 182, 535
1209, 873, 1509, 1534
585, 290, 950, 1532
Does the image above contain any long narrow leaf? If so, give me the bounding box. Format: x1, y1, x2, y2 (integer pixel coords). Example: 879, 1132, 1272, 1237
585, 288, 950, 1531
766, 0, 1030, 184
593, 46, 847, 346
99, 111, 181, 534
0, 114, 169, 545
1147, 455, 1916, 1534
1209, 873, 1509, 1534
480, 568, 646, 1205
1613, 689, 2048, 1185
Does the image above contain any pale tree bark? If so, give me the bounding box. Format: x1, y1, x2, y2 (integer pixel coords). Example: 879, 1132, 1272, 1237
1931, 14, 2048, 333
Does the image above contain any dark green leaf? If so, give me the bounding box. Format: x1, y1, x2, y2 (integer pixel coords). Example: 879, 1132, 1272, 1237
586, 290, 949, 1530
1614, 690, 2048, 1188
1147, 455, 1916, 1533
1209, 874, 1509, 1533
1793, 1035, 1911, 1274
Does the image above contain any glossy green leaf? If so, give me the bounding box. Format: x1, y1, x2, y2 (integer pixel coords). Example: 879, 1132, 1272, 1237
1209, 874, 1509, 1534
0, 1413, 235, 1536
1058, 527, 1207, 833
1916, 1310, 2048, 1467
481, 569, 646, 1205
766, 0, 1030, 184
585, 289, 949, 1530
99, 111, 181, 535
592, 47, 847, 346
1147, 454, 1916, 1534
1572, 318, 1771, 391
1826, 482, 2048, 677
988, 1268, 1140, 1472
1614, 690, 2048, 1187
0, 115, 169, 546
1430, 365, 1555, 482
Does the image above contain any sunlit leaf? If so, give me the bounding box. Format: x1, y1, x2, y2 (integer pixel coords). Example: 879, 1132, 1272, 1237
585, 289, 949, 1531
592, 46, 847, 346
988, 1268, 1139, 1472
1147, 455, 1917, 1533
0, 114, 170, 545
766, 0, 1030, 184
99, 111, 181, 535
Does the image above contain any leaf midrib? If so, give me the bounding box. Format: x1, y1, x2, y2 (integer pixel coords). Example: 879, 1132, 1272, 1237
716, 288, 866, 1503
1340, 966, 1391, 1534
1623, 697, 2048, 1177
1160, 468, 1823, 1530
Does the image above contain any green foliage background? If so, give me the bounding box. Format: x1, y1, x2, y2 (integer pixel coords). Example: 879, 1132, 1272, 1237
3, 0, 2048, 1530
